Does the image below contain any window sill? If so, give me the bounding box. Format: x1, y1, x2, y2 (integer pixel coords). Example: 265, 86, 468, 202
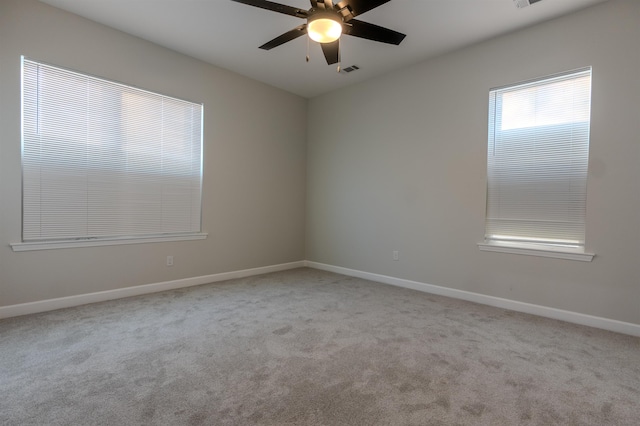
11, 233, 208, 252
477, 242, 594, 262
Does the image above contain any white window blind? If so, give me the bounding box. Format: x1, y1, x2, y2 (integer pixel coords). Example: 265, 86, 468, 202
485, 68, 592, 249
21, 58, 203, 242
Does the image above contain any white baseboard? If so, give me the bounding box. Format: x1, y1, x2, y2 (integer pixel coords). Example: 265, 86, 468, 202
3, 259, 638, 338
0, 261, 305, 320
304, 261, 640, 337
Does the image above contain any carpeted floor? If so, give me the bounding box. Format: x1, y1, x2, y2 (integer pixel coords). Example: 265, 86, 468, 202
1, 267, 638, 425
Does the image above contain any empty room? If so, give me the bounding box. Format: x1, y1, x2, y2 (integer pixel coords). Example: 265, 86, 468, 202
1, 0, 638, 424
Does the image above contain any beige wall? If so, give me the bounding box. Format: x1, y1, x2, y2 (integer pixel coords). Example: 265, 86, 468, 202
306, 0, 640, 324
0, 0, 307, 306
2, 0, 638, 327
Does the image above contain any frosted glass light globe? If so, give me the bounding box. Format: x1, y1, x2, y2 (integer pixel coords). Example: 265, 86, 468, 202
308, 16, 342, 43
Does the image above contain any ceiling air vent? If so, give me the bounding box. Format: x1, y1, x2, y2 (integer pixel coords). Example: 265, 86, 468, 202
340, 65, 360, 74
513, 0, 543, 8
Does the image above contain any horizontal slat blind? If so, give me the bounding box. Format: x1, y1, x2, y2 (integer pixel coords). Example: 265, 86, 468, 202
485, 68, 592, 248
22, 58, 203, 241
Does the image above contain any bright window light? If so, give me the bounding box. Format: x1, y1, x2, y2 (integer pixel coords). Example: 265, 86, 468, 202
484, 68, 592, 250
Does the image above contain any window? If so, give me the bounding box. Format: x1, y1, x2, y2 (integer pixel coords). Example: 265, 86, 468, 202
15, 58, 205, 251
479, 68, 593, 261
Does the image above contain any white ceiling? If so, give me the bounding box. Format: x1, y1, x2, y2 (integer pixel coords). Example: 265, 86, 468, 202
40, 0, 607, 98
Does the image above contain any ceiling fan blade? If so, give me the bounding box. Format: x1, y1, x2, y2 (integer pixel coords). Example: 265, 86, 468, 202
321, 40, 340, 65
345, 19, 405, 45
230, 0, 307, 18
310, 0, 318, 7
259, 25, 308, 50
335, 0, 390, 18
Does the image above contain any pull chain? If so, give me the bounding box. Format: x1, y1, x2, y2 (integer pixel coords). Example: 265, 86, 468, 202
306, 36, 310, 62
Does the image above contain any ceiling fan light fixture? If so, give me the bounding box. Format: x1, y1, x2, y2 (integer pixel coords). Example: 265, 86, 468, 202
307, 13, 343, 43
232, 0, 406, 66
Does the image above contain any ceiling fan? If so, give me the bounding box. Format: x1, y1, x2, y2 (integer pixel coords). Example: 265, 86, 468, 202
231, 0, 406, 66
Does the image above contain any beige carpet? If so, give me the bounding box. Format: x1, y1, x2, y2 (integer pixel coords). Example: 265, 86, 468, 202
1, 267, 638, 425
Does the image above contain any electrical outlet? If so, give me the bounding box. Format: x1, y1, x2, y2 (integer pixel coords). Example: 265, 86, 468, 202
393, 250, 399, 261
166, 255, 174, 266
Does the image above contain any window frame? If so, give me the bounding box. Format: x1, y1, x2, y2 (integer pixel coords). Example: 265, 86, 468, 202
12, 57, 207, 252
478, 68, 595, 262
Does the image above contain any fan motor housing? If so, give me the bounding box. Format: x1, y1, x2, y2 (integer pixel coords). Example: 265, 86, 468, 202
308, 11, 343, 26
